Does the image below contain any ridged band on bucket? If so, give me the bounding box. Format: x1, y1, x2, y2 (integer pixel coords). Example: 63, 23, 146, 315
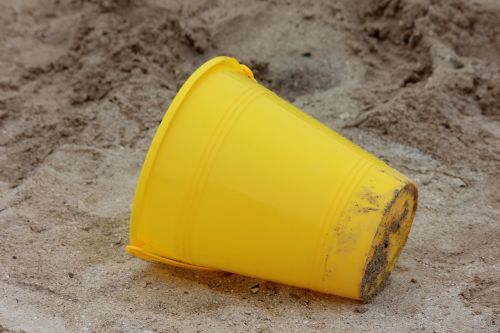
126, 56, 418, 301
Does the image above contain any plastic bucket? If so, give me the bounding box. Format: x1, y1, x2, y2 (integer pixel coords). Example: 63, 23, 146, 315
126, 56, 417, 301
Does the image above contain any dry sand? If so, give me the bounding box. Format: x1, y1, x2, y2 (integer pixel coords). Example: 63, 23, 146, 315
0, 0, 499, 332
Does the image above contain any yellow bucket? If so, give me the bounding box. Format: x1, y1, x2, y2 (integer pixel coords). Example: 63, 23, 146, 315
126, 56, 417, 301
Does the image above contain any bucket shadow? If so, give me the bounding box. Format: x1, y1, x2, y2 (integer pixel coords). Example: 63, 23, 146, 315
137, 261, 358, 308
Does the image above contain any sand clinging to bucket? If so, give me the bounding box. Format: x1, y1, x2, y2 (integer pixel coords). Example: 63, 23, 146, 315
0, 0, 499, 331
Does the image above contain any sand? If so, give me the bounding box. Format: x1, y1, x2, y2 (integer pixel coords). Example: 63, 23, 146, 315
0, 0, 499, 332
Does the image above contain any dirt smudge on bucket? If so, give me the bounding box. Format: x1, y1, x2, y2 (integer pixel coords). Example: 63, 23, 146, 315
361, 182, 417, 301
0, 0, 498, 331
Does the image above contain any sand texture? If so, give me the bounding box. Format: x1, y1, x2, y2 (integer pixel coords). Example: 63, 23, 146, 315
0, 0, 499, 332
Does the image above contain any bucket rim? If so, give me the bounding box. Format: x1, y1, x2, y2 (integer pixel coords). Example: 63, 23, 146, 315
128, 56, 248, 255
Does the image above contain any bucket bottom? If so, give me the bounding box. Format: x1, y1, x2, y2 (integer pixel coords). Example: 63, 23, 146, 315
361, 182, 418, 301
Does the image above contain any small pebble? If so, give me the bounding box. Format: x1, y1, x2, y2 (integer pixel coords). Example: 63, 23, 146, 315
68, 272, 75, 278
12, 256, 17, 259
449, 177, 467, 188
250, 283, 260, 294
354, 306, 368, 313
410, 278, 417, 283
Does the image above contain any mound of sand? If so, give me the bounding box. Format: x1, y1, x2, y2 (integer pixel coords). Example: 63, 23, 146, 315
0, 0, 498, 331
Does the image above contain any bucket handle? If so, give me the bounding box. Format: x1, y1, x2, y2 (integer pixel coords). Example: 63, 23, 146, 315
240, 64, 256, 81
126, 245, 215, 271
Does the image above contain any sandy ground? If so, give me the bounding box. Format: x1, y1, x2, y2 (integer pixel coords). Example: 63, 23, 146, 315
0, 0, 499, 332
